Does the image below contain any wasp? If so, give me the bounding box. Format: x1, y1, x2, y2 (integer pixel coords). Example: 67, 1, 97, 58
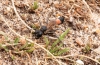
33, 16, 65, 39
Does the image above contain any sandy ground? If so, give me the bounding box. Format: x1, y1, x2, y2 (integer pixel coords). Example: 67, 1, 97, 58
0, 0, 100, 65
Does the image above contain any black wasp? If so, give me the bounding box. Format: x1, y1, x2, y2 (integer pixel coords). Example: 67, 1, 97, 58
33, 16, 65, 39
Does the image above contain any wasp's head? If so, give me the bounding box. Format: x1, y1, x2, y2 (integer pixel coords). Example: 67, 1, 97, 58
33, 30, 43, 39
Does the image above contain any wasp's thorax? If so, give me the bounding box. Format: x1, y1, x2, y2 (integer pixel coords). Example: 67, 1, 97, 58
40, 26, 47, 33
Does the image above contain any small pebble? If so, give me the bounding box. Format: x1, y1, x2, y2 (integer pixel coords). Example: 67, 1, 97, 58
75, 37, 84, 46
95, 29, 100, 34
15, 1, 25, 8
19, 37, 26, 44
76, 59, 84, 65
38, 7, 43, 12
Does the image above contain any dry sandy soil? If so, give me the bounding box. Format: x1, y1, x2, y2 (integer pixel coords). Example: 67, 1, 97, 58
0, 0, 100, 65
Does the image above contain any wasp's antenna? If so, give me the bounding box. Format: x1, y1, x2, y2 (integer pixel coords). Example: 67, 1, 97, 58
46, 7, 54, 25
38, 16, 42, 27
55, 28, 65, 32
46, 12, 52, 25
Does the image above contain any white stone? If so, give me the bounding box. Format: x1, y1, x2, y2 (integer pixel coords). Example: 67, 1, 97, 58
76, 59, 84, 65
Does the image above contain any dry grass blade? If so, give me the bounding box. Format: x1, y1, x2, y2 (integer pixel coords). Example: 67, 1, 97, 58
46, 54, 100, 64
11, 0, 34, 32
82, 0, 93, 15
25, 52, 32, 65
55, 55, 100, 64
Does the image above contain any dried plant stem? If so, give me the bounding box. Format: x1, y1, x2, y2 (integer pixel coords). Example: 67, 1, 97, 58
1, 14, 62, 65
25, 52, 32, 65
55, 55, 100, 64
34, 52, 39, 65
2, 43, 22, 47
11, 0, 34, 32
82, 0, 98, 29
82, 0, 93, 16
46, 54, 100, 64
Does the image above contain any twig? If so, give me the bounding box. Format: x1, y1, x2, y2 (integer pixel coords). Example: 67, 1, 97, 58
11, 0, 34, 32
54, 55, 100, 64
2, 43, 22, 47
25, 52, 32, 65
34, 52, 39, 65
82, 0, 93, 16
